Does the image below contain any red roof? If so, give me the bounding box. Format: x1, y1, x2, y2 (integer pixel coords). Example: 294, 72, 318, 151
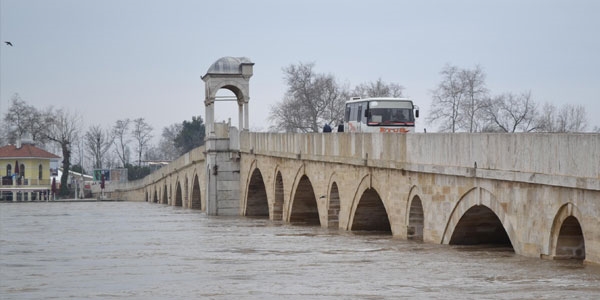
0, 144, 61, 159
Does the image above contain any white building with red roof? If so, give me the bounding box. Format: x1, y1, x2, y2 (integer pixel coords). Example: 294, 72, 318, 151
0, 139, 61, 201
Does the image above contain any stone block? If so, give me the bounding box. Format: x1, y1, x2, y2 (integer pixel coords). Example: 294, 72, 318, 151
217, 180, 240, 191
216, 171, 240, 181
216, 161, 241, 172
217, 190, 239, 201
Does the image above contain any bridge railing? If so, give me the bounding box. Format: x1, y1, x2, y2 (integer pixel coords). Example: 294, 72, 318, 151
240, 132, 599, 190
97, 145, 207, 195
141, 145, 206, 184
405, 133, 599, 178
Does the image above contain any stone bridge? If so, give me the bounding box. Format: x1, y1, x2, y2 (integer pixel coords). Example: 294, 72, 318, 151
103, 131, 600, 265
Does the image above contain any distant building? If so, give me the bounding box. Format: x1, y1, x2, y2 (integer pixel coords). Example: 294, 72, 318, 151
0, 139, 61, 201
56, 168, 94, 198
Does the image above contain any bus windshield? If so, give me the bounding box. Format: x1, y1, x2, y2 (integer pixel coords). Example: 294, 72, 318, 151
367, 101, 414, 125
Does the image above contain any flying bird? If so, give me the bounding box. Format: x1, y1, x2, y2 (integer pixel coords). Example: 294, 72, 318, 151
4, 41, 13, 46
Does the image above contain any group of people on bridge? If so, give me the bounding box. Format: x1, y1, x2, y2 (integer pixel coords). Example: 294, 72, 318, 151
323, 122, 344, 133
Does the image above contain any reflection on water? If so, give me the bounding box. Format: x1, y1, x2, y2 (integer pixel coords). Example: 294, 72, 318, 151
1, 202, 599, 299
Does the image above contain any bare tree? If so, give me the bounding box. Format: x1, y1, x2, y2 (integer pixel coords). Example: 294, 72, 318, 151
30, 107, 53, 146
483, 91, 538, 132
103, 152, 120, 170
458, 66, 489, 132
131, 118, 153, 166
352, 78, 404, 98
535, 102, 558, 132
3, 94, 51, 145
427, 65, 465, 132
144, 123, 183, 161
534, 103, 589, 133
112, 119, 131, 167
85, 125, 114, 169
557, 104, 588, 132
3, 94, 31, 142
269, 62, 345, 132
0, 119, 5, 145
143, 146, 161, 161
156, 123, 182, 160
270, 96, 312, 132
45, 108, 81, 196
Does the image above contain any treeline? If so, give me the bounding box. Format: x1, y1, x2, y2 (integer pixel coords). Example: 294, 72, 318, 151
1, 94, 205, 190
269, 62, 597, 133
428, 64, 593, 133
269, 62, 405, 132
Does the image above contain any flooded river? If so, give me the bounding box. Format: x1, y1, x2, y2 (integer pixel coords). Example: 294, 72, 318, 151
1, 202, 599, 299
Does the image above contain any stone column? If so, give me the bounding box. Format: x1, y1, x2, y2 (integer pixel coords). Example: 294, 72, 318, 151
204, 122, 240, 216
244, 100, 249, 131
205, 98, 215, 137
238, 102, 244, 131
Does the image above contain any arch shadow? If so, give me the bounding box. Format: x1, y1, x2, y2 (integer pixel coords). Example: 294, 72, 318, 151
273, 168, 284, 221
441, 187, 516, 249
406, 185, 425, 241
347, 174, 391, 233
548, 203, 586, 260
245, 167, 269, 217
327, 172, 341, 229
288, 174, 320, 226
162, 184, 168, 205
174, 181, 182, 207
190, 173, 202, 210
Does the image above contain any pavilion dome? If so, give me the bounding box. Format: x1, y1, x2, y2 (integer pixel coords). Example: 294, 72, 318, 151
206, 56, 253, 74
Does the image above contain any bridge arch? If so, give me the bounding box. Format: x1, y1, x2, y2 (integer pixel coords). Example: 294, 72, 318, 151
348, 174, 391, 233
153, 189, 158, 203
549, 203, 586, 260
351, 188, 391, 233
326, 172, 341, 229
210, 81, 246, 103
346, 173, 370, 230
174, 181, 183, 207
190, 173, 202, 210
285, 164, 305, 221
162, 184, 168, 205
406, 185, 425, 241
245, 166, 269, 217
273, 168, 284, 220
288, 174, 319, 225
441, 187, 516, 249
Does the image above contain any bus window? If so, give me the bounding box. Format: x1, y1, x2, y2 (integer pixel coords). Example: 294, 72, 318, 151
345, 106, 351, 122
357, 105, 362, 122
368, 108, 414, 124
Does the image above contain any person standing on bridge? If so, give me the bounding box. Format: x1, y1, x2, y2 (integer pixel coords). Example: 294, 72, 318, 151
337, 120, 344, 132
323, 123, 332, 132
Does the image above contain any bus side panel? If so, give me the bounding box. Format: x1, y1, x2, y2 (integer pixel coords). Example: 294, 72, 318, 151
347, 121, 360, 132
376, 126, 415, 133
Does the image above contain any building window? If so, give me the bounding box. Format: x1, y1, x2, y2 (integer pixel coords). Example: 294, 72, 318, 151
39, 164, 43, 180
6, 164, 11, 177
20, 164, 25, 177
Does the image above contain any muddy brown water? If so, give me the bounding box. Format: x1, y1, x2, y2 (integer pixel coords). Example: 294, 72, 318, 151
1, 202, 599, 299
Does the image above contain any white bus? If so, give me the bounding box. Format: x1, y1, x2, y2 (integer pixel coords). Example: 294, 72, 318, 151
344, 97, 419, 133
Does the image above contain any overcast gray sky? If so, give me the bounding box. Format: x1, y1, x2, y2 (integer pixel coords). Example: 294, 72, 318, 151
1, 0, 599, 136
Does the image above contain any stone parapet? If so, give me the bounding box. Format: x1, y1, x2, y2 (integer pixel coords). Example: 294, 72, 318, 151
240, 132, 600, 190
